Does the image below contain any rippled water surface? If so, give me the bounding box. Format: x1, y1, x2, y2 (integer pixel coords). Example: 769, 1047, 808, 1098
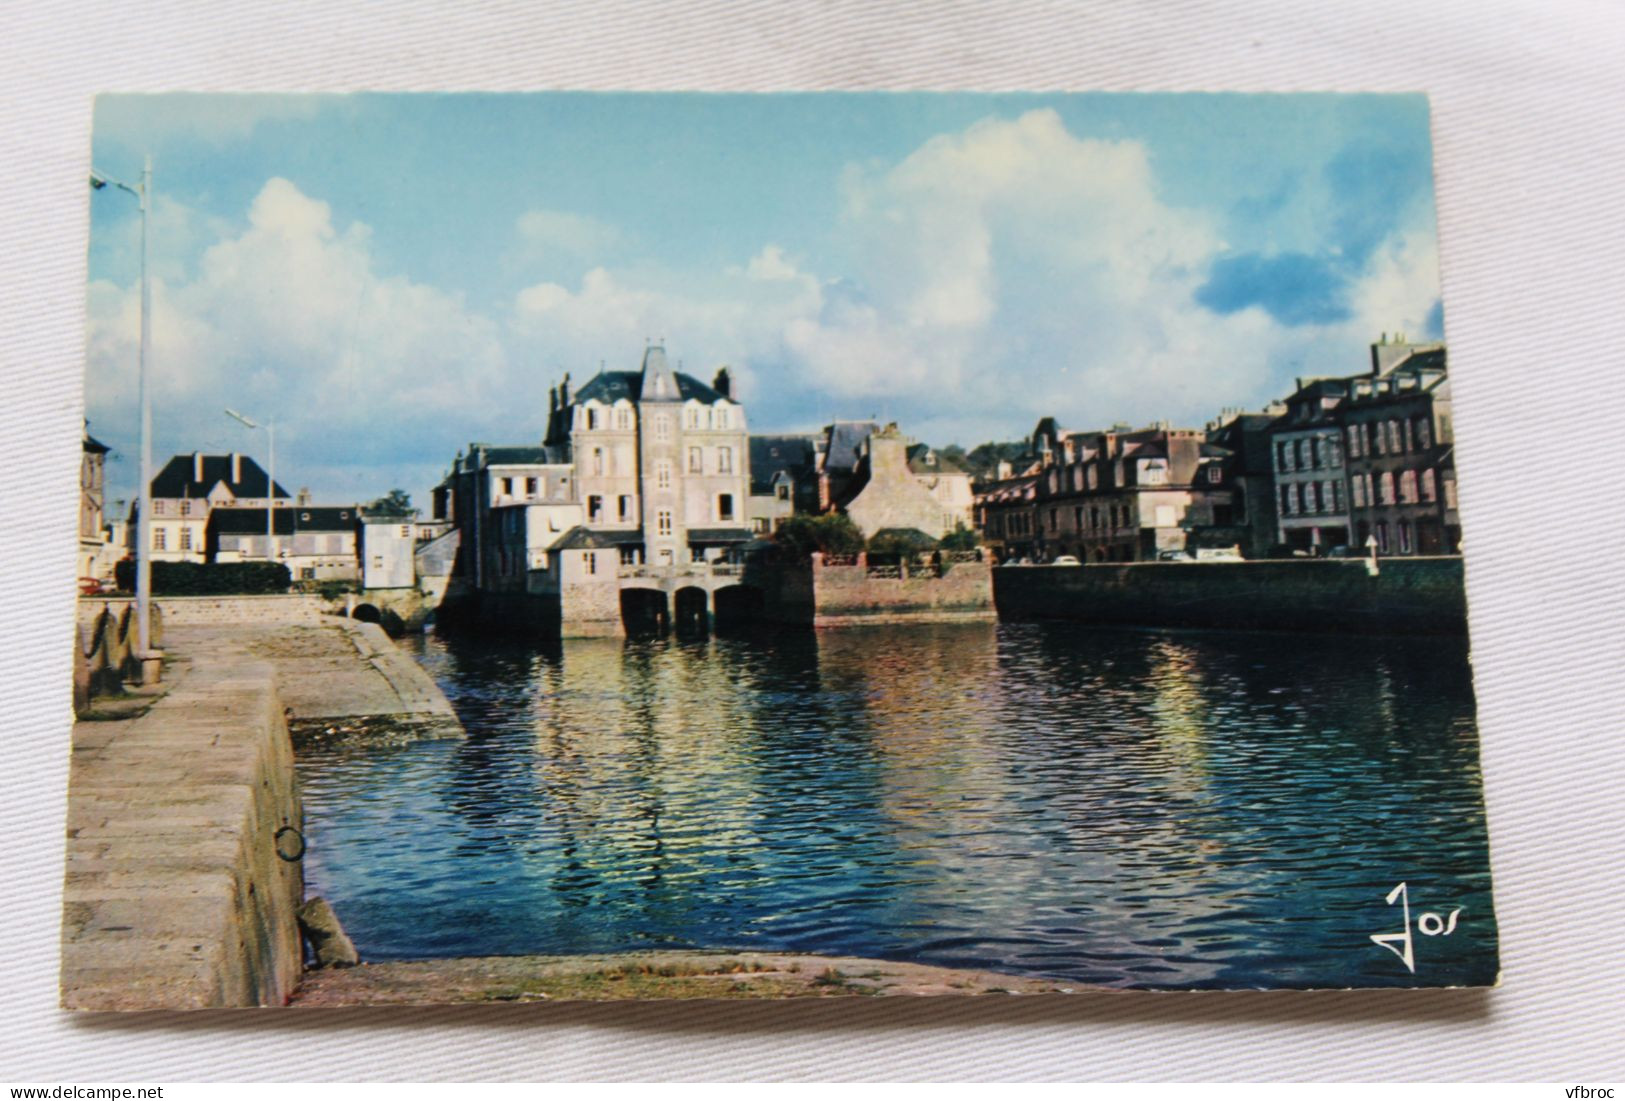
297, 622, 1498, 989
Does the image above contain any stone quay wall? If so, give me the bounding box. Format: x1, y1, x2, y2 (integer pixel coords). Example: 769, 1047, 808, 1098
992, 556, 1468, 635
750, 553, 996, 627
62, 658, 305, 1010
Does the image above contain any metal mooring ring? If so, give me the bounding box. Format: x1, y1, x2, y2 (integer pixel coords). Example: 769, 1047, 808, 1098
274, 825, 307, 863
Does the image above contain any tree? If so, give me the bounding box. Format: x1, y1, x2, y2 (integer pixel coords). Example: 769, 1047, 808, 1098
774, 513, 866, 559
367, 489, 414, 516
939, 526, 979, 551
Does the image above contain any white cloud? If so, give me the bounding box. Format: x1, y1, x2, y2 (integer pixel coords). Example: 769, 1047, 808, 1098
86, 177, 511, 504
515, 208, 622, 259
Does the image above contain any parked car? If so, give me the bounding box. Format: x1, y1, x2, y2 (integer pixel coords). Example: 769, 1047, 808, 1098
1193, 546, 1244, 561
1156, 550, 1194, 562
1050, 555, 1082, 566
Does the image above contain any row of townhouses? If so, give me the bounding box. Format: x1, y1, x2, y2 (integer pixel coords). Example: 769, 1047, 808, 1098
975, 336, 1460, 562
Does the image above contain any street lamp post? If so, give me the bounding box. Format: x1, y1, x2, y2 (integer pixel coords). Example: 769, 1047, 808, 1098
224, 409, 277, 562
90, 156, 155, 668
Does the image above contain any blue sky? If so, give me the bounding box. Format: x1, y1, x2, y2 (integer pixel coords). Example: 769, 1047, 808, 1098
85, 93, 1442, 508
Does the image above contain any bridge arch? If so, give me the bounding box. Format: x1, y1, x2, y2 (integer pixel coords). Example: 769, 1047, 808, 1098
712, 583, 765, 630
673, 586, 710, 635
620, 588, 670, 636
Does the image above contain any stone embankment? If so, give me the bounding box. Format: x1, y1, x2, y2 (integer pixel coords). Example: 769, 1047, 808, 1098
61, 615, 463, 1010
993, 556, 1468, 635
292, 951, 1065, 1004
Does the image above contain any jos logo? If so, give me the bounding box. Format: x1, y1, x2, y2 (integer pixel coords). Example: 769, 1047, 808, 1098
1369, 882, 1462, 973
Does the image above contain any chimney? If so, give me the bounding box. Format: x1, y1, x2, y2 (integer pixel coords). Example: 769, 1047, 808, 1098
561, 372, 571, 405
193, 452, 204, 482
231, 452, 242, 484
713, 366, 732, 400
297, 487, 311, 507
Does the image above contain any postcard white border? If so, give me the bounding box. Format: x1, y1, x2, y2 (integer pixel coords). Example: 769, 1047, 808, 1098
4, 0, 1623, 1082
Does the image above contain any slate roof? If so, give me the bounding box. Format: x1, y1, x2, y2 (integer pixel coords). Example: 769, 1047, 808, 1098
206, 506, 358, 535
749, 434, 819, 494
480, 446, 561, 466
549, 526, 618, 551
687, 526, 754, 543
150, 453, 289, 500
822, 420, 879, 474
905, 443, 969, 476
572, 369, 725, 406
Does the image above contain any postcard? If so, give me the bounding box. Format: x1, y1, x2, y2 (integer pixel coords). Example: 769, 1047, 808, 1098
65, 92, 1497, 1008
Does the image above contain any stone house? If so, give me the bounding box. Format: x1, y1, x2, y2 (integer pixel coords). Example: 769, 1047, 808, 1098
435, 445, 574, 590
747, 434, 821, 535
1340, 344, 1457, 555
542, 346, 753, 566
1270, 378, 1354, 553
207, 505, 361, 581
836, 425, 974, 541
142, 452, 290, 564
1205, 408, 1284, 560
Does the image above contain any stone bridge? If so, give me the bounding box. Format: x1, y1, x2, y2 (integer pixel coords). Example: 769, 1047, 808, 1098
614, 562, 762, 632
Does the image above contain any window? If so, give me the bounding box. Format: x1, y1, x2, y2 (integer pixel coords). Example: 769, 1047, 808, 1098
1296, 440, 1310, 469
1398, 521, 1413, 554
1389, 420, 1403, 453
1399, 470, 1418, 504
1277, 442, 1292, 471
153, 499, 166, 515
588, 495, 603, 521
526, 477, 539, 496
1326, 436, 1342, 467
657, 509, 673, 536
1074, 506, 1083, 529
586, 552, 597, 574
587, 407, 600, 430
616, 407, 632, 430
1281, 485, 1294, 516
1087, 466, 1098, 490
1403, 420, 1415, 452
1379, 472, 1395, 505
1298, 484, 1310, 514
1376, 521, 1389, 553
656, 460, 672, 489
685, 407, 700, 429
1142, 461, 1168, 485
1207, 466, 1222, 484
181, 500, 194, 516
1373, 422, 1386, 456
719, 446, 733, 473
1310, 438, 1321, 468
655, 415, 671, 441
300, 567, 315, 581
689, 446, 703, 473
1049, 508, 1059, 531
620, 546, 638, 565
1420, 469, 1437, 503
718, 493, 735, 521
1444, 478, 1458, 509
592, 448, 605, 475
1416, 418, 1432, 449
500, 476, 513, 496
716, 406, 730, 429
776, 483, 790, 501
1347, 426, 1363, 458
153, 528, 166, 550
180, 527, 193, 550
619, 495, 633, 521
1330, 481, 1343, 512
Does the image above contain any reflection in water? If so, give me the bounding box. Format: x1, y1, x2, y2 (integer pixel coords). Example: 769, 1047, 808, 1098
297, 622, 1498, 989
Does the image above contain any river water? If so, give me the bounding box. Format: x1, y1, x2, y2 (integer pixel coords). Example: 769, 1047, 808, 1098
296, 621, 1499, 990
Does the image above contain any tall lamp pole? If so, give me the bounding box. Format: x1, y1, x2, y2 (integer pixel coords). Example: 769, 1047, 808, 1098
90, 156, 154, 662
224, 409, 277, 561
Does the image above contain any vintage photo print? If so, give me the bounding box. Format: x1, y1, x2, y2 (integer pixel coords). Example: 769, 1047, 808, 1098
65, 92, 1497, 1008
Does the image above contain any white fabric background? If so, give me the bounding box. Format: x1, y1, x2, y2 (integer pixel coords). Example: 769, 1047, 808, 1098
2, 0, 1622, 1082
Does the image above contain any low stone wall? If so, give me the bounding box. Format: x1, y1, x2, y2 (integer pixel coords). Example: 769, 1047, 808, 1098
79, 593, 333, 626
749, 554, 996, 627
993, 556, 1468, 635
62, 657, 305, 1009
